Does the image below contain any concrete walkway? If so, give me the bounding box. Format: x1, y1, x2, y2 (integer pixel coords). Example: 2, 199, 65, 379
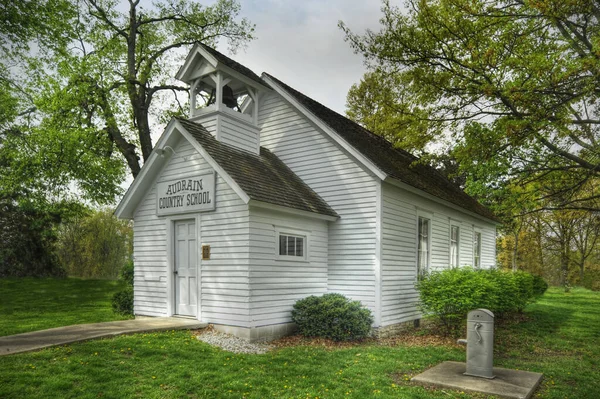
0, 317, 207, 356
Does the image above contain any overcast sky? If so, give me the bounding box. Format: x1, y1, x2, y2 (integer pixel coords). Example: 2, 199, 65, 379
212, 0, 388, 115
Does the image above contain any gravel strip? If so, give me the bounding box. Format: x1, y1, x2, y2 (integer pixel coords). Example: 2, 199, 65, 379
197, 330, 273, 354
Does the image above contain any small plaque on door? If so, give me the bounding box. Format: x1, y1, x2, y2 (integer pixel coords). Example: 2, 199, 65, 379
202, 245, 210, 260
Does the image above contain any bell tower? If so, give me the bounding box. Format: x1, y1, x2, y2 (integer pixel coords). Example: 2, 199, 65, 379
176, 44, 270, 155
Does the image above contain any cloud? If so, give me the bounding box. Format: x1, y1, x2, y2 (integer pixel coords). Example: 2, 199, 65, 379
217, 0, 386, 115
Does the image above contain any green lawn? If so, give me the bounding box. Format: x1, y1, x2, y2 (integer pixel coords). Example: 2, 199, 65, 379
0, 278, 132, 336
0, 283, 598, 398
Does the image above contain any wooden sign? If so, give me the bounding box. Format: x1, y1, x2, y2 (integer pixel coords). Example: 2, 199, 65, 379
156, 172, 216, 216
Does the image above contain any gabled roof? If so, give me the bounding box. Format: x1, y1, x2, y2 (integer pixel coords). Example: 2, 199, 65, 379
175, 118, 338, 218
198, 44, 265, 88
176, 43, 269, 92
262, 73, 499, 223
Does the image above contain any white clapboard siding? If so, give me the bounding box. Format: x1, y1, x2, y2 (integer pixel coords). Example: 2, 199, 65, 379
219, 116, 259, 154
133, 137, 251, 326
133, 185, 168, 315
380, 182, 497, 326
258, 93, 379, 314
248, 207, 328, 327
192, 111, 259, 154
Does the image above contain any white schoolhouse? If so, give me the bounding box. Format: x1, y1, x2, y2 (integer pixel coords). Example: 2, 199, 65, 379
115, 44, 499, 340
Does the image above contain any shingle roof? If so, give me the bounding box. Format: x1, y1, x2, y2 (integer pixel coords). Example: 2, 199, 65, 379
175, 118, 338, 218
199, 43, 266, 88
263, 73, 498, 222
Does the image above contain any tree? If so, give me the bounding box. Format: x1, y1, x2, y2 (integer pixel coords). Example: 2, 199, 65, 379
56, 209, 133, 279
40, 0, 254, 178
2, 0, 254, 199
341, 0, 600, 212
571, 209, 600, 283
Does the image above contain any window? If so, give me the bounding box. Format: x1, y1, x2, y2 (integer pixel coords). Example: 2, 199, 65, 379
473, 231, 482, 268
450, 225, 460, 268
417, 217, 430, 275
279, 234, 305, 258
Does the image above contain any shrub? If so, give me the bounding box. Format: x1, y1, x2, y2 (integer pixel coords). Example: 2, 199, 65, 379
417, 268, 544, 334
120, 259, 134, 286
111, 286, 133, 315
532, 274, 549, 296
291, 293, 373, 341
111, 261, 134, 316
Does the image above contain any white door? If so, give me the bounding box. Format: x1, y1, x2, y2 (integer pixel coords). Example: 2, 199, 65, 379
174, 220, 197, 317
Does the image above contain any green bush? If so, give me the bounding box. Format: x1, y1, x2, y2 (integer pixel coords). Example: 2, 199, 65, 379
532, 274, 549, 296
111, 261, 134, 316
291, 293, 373, 341
111, 286, 133, 315
416, 268, 544, 334
120, 260, 134, 286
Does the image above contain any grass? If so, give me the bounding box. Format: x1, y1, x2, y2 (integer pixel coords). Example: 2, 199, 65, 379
0, 278, 132, 336
0, 282, 598, 398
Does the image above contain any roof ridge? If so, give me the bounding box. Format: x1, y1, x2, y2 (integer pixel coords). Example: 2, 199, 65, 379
198, 43, 267, 87
262, 73, 498, 222
262, 72, 419, 162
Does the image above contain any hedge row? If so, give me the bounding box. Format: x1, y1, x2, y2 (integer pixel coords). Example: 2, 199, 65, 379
416, 268, 547, 332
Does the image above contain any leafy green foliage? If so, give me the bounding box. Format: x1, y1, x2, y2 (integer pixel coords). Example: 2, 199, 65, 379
56, 209, 133, 279
112, 260, 134, 316
120, 260, 134, 287
0, 198, 80, 278
1, 0, 255, 215
111, 286, 134, 316
342, 0, 600, 213
416, 268, 546, 333
532, 274, 549, 297
291, 293, 373, 341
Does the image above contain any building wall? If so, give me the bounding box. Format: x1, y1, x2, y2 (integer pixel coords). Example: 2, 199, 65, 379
248, 207, 329, 327
133, 137, 252, 327
191, 110, 259, 154
380, 182, 497, 326
258, 93, 380, 317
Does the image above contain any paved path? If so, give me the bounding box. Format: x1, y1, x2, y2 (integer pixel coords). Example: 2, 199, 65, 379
0, 317, 207, 356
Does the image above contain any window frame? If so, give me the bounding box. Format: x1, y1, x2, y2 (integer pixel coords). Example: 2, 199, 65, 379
449, 224, 460, 268
473, 229, 482, 269
275, 227, 309, 262
416, 214, 432, 276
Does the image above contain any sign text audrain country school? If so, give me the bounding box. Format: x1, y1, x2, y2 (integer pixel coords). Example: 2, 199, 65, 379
156, 173, 216, 216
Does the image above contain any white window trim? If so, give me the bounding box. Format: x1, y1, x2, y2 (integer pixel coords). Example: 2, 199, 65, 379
449, 224, 460, 268
275, 227, 310, 262
416, 210, 432, 276
473, 227, 482, 269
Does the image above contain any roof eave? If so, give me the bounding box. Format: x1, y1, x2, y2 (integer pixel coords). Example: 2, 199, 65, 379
384, 176, 502, 226
261, 74, 387, 181
115, 118, 180, 219
248, 199, 339, 221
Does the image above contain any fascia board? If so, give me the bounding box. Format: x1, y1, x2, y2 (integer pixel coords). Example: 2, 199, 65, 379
175, 43, 219, 81
261, 74, 387, 181
115, 119, 179, 219
385, 177, 502, 226
217, 64, 271, 93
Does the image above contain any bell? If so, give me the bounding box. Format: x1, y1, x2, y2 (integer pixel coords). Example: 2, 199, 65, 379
222, 85, 238, 109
